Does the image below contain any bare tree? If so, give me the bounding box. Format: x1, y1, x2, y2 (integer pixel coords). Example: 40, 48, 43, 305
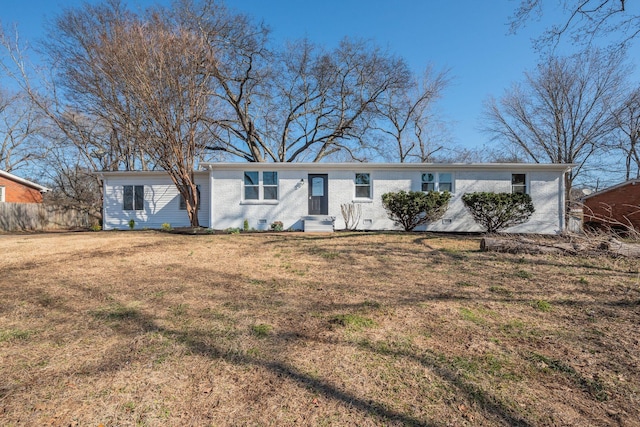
43, 152, 102, 224
611, 87, 640, 179
199, 28, 416, 162
174, 0, 420, 163
50, 1, 217, 226
265, 38, 413, 162
4, 0, 455, 225
484, 50, 627, 214
0, 89, 48, 173
371, 65, 451, 162
1, 21, 153, 174
510, 0, 639, 50
1, 1, 220, 226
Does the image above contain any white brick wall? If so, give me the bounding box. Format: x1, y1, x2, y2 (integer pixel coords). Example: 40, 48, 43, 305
102, 165, 567, 234
210, 167, 564, 234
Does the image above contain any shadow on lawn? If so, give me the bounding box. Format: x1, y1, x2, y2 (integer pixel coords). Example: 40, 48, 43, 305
87, 308, 437, 426
70, 298, 535, 427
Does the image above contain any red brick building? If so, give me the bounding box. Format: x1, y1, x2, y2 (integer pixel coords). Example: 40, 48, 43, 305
0, 170, 49, 203
582, 179, 640, 232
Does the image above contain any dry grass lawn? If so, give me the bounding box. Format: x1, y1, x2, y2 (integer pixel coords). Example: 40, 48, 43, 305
1, 231, 639, 426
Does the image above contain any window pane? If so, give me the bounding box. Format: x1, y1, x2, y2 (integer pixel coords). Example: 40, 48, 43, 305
512, 174, 526, 194
123, 185, 133, 210
439, 173, 452, 184
312, 177, 324, 196
512, 185, 526, 194
355, 173, 370, 185
439, 182, 452, 192
134, 185, 144, 210
180, 185, 200, 210
264, 186, 278, 200
244, 171, 258, 186
422, 182, 435, 192
355, 186, 370, 198
263, 171, 277, 186
512, 174, 526, 185
245, 186, 259, 200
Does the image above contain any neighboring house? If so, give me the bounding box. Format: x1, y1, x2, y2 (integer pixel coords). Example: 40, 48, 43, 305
0, 170, 50, 203
100, 163, 572, 234
582, 179, 640, 232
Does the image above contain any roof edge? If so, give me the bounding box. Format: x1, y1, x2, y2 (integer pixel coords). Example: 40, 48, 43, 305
582, 179, 640, 200
0, 170, 50, 192
97, 170, 210, 177
200, 162, 575, 171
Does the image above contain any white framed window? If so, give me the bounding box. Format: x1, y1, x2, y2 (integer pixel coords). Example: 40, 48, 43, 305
422, 172, 454, 192
263, 171, 278, 200
123, 185, 144, 210
243, 171, 278, 200
179, 185, 201, 210
0, 185, 5, 202
512, 174, 527, 194
244, 171, 259, 200
355, 173, 371, 199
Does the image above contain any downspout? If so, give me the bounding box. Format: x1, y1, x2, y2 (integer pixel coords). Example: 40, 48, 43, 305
559, 165, 574, 234
559, 170, 566, 233
208, 165, 214, 230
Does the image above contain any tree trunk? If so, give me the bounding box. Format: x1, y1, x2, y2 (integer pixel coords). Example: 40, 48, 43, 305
480, 236, 640, 257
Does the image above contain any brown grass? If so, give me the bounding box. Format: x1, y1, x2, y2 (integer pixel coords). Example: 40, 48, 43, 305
0, 231, 639, 426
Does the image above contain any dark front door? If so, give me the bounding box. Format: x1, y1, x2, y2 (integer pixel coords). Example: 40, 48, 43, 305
308, 174, 328, 215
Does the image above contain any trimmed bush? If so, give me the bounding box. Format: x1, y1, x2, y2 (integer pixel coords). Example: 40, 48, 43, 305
382, 190, 451, 232
461, 192, 535, 233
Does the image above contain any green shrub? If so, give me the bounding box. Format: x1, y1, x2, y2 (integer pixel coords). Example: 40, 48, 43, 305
128, 219, 135, 230
89, 224, 102, 232
243, 219, 249, 232
381, 190, 451, 231
270, 221, 284, 231
161, 223, 173, 231
461, 192, 535, 233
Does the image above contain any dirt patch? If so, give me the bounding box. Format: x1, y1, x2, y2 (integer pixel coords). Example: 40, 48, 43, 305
1, 231, 638, 426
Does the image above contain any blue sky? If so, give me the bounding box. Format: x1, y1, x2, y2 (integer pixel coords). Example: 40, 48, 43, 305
1, 0, 631, 158
1, 0, 555, 152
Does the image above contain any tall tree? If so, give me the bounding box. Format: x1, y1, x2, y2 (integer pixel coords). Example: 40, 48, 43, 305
484, 50, 626, 212
265, 38, 413, 162
611, 87, 640, 179
371, 65, 451, 162
173, 0, 421, 162
4, 0, 452, 228
198, 33, 416, 161
0, 89, 47, 173
54, 1, 217, 226
4, 0, 218, 226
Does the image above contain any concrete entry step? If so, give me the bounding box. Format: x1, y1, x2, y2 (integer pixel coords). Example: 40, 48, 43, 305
302, 216, 335, 232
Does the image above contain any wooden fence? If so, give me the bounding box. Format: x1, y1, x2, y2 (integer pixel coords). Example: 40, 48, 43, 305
0, 203, 91, 231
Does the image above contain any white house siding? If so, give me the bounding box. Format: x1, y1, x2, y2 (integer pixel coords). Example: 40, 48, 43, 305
100, 164, 569, 234
418, 169, 564, 234
102, 172, 210, 230
207, 165, 567, 234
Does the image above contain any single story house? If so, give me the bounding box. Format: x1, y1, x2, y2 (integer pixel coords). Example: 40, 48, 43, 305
0, 170, 50, 203
582, 179, 640, 232
100, 162, 572, 234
